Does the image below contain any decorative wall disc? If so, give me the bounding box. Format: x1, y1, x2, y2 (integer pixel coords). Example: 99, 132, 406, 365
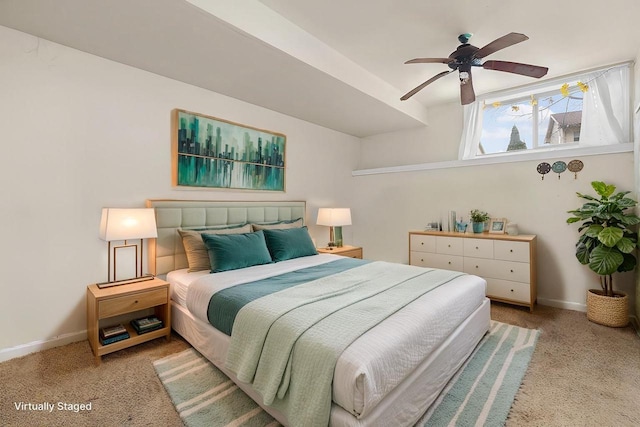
537, 162, 551, 180
567, 160, 583, 179
552, 161, 567, 179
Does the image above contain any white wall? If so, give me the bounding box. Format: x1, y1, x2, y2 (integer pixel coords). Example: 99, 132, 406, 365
0, 26, 360, 357
358, 103, 461, 169
353, 103, 636, 312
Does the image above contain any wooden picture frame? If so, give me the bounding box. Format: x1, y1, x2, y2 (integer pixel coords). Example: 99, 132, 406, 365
172, 109, 286, 191
489, 218, 507, 234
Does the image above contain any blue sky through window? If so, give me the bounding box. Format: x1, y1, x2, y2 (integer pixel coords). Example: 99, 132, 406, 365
480, 86, 583, 154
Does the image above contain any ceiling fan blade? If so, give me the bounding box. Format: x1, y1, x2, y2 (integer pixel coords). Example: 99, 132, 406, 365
473, 32, 529, 59
404, 57, 453, 65
460, 72, 475, 105
400, 70, 453, 101
482, 60, 548, 78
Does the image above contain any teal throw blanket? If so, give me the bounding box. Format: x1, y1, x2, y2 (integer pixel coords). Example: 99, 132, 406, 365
207, 258, 368, 335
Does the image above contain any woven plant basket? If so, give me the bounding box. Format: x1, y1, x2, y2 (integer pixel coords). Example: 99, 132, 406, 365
586, 289, 629, 327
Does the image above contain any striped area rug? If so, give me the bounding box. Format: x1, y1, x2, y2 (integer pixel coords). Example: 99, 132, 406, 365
420, 321, 539, 426
153, 321, 538, 427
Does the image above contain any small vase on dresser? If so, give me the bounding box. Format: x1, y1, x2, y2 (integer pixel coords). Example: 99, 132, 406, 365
471, 222, 484, 233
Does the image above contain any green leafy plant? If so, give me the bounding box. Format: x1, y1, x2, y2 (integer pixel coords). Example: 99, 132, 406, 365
566, 181, 640, 297
470, 209, 490, 223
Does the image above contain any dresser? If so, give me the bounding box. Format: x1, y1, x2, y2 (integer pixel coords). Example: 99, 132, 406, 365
409, 231, 537, 311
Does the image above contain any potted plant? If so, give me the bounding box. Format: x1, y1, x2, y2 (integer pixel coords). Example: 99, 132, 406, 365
469, 209, 490, 233
566, 181, 639, 327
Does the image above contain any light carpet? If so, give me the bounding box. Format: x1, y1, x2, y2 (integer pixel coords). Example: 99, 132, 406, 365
153, 321, 538, 427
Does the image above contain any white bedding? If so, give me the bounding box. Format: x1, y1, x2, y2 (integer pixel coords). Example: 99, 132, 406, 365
167, 254, 487, 418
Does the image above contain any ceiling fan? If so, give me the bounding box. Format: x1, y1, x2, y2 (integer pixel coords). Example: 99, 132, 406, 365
400, 32, 548, 105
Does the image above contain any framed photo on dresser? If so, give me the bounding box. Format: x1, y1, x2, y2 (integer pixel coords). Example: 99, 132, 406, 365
489, 218, 507, 234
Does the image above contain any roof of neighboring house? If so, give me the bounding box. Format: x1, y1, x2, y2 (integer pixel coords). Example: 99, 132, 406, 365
544, 111, 582, 143
551, 111, 582, 127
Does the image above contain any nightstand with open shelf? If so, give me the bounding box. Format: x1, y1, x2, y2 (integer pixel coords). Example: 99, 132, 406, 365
86, 277, 171, 363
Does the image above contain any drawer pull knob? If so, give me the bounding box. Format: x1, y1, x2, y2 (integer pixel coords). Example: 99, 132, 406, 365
510, 289, 514, 292
421, 242, 424, 245
510, 249, 513, 252
510, 269, 514, 273
448, 261, 451, 264
475, 265, 479, 269
421, 258, 424, 262
475, 246, 479, 249
448, 244, 451, 247
134, 300, 138, 304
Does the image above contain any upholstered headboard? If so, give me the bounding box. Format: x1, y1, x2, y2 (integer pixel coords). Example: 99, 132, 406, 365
145, 199, 306, 276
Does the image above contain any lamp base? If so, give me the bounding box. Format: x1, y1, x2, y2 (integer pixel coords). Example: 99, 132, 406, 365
96, 274, 154, 289
334, 226, 343, 247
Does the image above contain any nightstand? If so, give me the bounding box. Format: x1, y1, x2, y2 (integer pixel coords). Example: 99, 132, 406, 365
317, 245, 363, 259
87, 277, 171, 364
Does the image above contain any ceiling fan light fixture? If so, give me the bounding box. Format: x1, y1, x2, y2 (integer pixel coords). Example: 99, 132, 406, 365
400, 32, 547, 104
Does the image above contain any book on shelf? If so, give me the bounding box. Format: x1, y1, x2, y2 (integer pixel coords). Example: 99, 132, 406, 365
100, 331, 130, 345
100, 324, 127, 339
131, 316, 164, 334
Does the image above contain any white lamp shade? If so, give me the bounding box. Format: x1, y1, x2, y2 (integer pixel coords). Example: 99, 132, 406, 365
316, 208, 352, 226
99, 208, 158, 241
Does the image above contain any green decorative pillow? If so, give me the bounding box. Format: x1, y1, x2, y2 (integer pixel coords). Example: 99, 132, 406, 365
178, 224, 252, 272
201, 230, 273, 273
251, 218, 303, 231
263, 226, 318, 262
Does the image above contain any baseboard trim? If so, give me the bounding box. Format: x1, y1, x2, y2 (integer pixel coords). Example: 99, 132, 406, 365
539, 299, 639, 333
0, 330, 87, 363
537, 297, 586, 312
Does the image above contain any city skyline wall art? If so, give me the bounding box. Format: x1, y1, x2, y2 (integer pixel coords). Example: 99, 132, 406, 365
172, 109, 286, 191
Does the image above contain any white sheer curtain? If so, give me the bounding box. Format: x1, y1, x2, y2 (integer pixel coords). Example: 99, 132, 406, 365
458, 101, 484, 160
581, 64, 630, 146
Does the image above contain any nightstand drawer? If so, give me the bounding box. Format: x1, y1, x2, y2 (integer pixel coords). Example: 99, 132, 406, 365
316, 245, 363, 259
99, 288, 167, 318
339, 248, 363, 258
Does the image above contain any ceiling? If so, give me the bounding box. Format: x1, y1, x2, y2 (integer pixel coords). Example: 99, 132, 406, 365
1, 0, 639, 137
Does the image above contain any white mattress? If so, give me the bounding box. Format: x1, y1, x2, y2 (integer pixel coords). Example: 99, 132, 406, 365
167, 255, 487, 419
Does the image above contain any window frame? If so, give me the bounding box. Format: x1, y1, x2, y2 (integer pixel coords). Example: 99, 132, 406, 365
460, 62, 632, 161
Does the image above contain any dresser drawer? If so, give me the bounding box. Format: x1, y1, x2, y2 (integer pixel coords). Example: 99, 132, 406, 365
463, 238, 494, 259
486, 278, 531, 303
435, 237, 463, 256
494, 240, 530, 262
99, 288, 168, 318
464, 258, 530, 283
412, 252, 464, 271
410, 234, 436, 253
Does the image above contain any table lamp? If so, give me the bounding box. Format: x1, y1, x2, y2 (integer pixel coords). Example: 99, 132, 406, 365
316, 208, 351, 248
98, 208, 157, 288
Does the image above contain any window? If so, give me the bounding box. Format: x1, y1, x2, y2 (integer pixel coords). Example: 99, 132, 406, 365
459, 63, 631, 160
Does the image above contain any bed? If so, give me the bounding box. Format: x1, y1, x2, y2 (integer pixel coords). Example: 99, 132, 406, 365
146, 199, 490, 427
